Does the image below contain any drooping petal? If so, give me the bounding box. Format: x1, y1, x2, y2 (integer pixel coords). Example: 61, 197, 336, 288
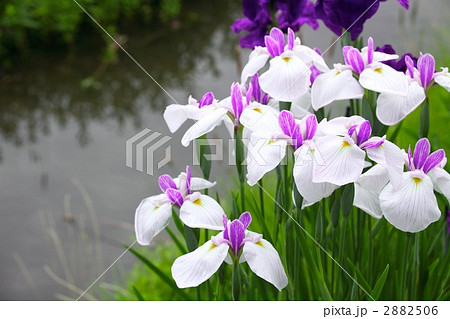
171, 239, 229, 288
359, 63, 408, 94
311, 69, 364, 110
189, 177, 217, 191
434, 73, 450, 92
259, 53, 311, 102
181, 107, 228, 147
163, 103, 202, 133
246, 133, 288, 185
365, 139, 405, 190
241, 49, 270, 84
380, 171, 441, 233
243, 239, 288, 291
134, 196, 172, 246
293, 144, 338, 207
427, 167, 450, 202
313, 135, 366, 185
354, 165, 389, 219
179, 195, 225, 230
375, 81, 426, 125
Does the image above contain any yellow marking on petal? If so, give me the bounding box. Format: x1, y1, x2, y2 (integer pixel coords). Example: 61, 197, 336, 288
153, 206, 159, 211
267, 139, 276, 145
256, 241, 264, 247
413, 177, 422, 185
374, 67, 383, 74
254, 108, 262, 114
283, 57, 291, 63
209, 243, 217, 250
193, 198, 202, 205
342, 141, 351, 148
335, 71, 341, 76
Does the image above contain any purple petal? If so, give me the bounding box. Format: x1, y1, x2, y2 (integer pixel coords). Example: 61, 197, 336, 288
239, 211, 252, 229
229, 220, 245, 256
413, 138, 431, 170
347, 124, 358, 137
405, 55, 415, 79
287, 28, 295, 51
291, 123, 303, 150
198, 92, 215, 108
342, 46, 353, 65
158, 174, 177, 192
269, 27, 285, 55
304, 114, 318, 140
231, 83, 244, 121
166, 189, 184, 206
246, 84, 253, 105
397, 0, 409, 10
417, 53, 435, 89
310, 65, 321, 85
423, 149, 445, 174
360, 138, 385, 150
347, 48, 365, 74
262, 93, 270, 105
367, 37, 374, 65
265, 35, 281, 57
357, 120, 372, 146
185, 165, 191, 195
223, 215, 229, 241
278, 110, 297, 137
250, 73, 262, 103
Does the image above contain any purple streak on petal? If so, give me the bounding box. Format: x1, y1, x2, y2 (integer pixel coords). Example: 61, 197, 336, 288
367, 37, 374, 65
223, 215, 229, 241
185, 165, 191, 195
423, 149, 446, 174
166, 189, 184, 206
342, 46, 353, 65
397, 0, 409, 9
405, 55, 415, 79
229, 220, 245, 256
250, 73, 262, 103
417, 53, 435, 89
158, 174, 177, 192
413, 138, 431, 170
246, 83, 253, 106
347, 124, 358, 137
357, 120, 372, 146
347, 48, 365, 74
360, 138, 384, 150
310, 65, 321, 84
239, 211, 252, 229
262, 93, 270, 105
287, 28, 295, 51
269, 28, 285, 54
198, 92, 214, 108
304, 114, 318, 140
407, 145, 413, 171
265, 35, 281, 57
278, 110, 297, 137
231, 83, 244, 123
291, 124, 303, 150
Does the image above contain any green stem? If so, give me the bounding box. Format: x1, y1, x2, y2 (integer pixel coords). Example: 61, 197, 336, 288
258, 179, 265, 218
232, 262, 241, 301
401, 233, 414, 300
419, 98, 429, 138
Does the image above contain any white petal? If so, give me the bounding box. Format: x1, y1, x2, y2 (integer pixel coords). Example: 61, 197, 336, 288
163, 103, 202, 133
293, 45, 330, 72
240, 104, 281, 134
189, 177, 216, 191
371, 51, 399, 63
365, 139, 405, 190
434, 74, 450, 92
179, 195, 225, 230
354, 165, 389, 218
134, 196, 172, 246
246, 133, 287, 186
259, 54, 311, 102
243, 239, 288, 291
241, 50, 270, 84
311, 69, 364, 110
181, 107, 228, 146
359, 64, 408, 94
315, 116, 365, 137
293, 144, 338, 206
427, 167, 450, 201
171, 240, 229, 288
375, 81, 426, 125
313, 135, 366, 185
291, 90, 312, 118
380, 172, 441, 233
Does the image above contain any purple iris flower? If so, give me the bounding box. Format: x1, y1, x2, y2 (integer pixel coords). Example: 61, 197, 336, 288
315, 0, 409, 41
376, 44, 418, 73
278, 110, 317, 151
406, 138, 446, 174
231, 0, 319, 49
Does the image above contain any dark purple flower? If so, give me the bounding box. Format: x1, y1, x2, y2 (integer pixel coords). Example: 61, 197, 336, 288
376, 44, 418, 73
315, 0, 409, 41
276, 0, 319, 32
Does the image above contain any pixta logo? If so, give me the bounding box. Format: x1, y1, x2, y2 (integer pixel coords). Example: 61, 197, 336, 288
126, 129, 171, 175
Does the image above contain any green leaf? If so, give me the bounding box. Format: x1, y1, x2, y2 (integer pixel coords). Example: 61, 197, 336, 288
128, 247, 192, 300
419, 99, 429, 138
171, 208, 185, 235
331, 195, 340, 228
196, 134, 212, 180
341, 183, 354, 218
132, 285, 145, 301
279, 101, 292, 111
372, 264, 390, 300
184, 226, 199, 252
166, 227, 187, 255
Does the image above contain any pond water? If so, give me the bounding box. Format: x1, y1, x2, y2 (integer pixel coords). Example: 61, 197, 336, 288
0, 0, 448, 300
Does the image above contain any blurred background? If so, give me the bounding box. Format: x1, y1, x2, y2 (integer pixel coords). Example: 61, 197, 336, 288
0, 0, 449, 300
